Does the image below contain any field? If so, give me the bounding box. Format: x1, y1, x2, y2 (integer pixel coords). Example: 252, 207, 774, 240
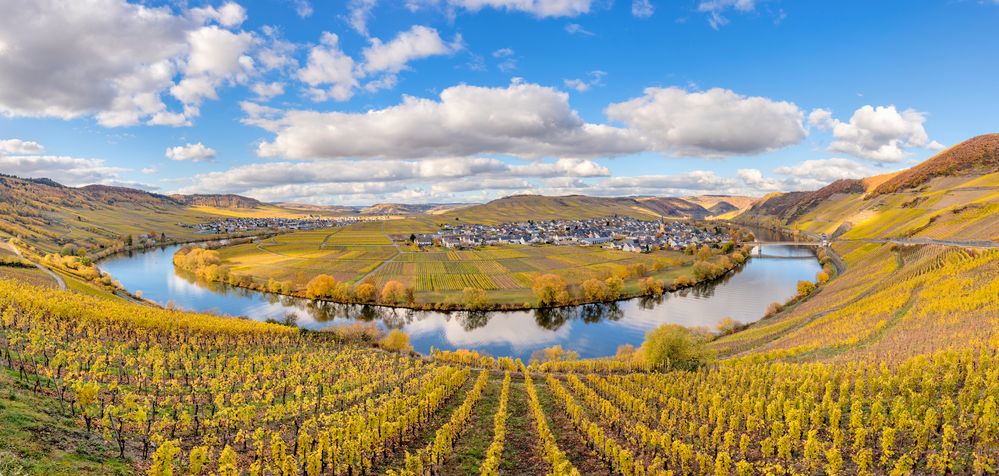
214, 220, 707, 308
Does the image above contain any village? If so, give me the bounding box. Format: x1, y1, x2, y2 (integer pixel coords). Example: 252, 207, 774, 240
412, 217, 729, 252
181, 216, 370, 234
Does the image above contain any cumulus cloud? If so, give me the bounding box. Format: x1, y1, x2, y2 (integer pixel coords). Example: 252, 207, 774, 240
253, 81, 642, 160
737, 168, 782, 192
362, 25, 461, 74
0, 155, 124, 186
0, 139, 45, 155
605, 87, 807, 158
774, 158, 876, 186
297, 33, 359, 102
598, 171, 738, 192
297, 26, 459, 102
165, 142, 217, 162
0, 0, 255, 127
172, 155, 612, 203
812, 105, 936, 162
251, 82, 285, 100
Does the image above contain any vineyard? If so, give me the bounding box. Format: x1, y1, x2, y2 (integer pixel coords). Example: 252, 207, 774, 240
207, 221, 713, 309
3, 239, 999, 475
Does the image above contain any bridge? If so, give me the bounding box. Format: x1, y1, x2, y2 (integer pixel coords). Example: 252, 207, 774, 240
746, 241, 827, 247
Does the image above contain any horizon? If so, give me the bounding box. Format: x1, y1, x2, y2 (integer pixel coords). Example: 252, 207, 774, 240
2, 1, 998, 206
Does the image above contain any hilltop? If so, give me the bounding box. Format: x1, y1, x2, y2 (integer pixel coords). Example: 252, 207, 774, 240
736, 133, 999, 242
442, 194, 751, 224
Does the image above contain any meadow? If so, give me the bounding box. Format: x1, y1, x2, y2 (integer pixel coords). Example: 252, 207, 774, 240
208, 220, 726, 309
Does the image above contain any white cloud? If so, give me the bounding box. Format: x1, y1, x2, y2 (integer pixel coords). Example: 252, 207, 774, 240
564, 23, 595, 35
253, 81, 642, 160
191, 2, 247, 28
814, 105, 935, 162
0, 155, 124, 186
251, 82, 285, 100
698, 0, 758, 29
0, 139, 45, 155
773, 158, 877, 189
447, 0, 594, 17
632, 0, 654, 17
293, 0, 313, 17
0, 0, 255, 127
297, 32, 359, 102
563, 70, 605, 92
605, 87, 806, 158
492, 48, 514, 57
737, 168, 783, 192
165, 142, 217, 162
347, 0, 378, 36
362, 25, 461, 74
598, 171, 738, 192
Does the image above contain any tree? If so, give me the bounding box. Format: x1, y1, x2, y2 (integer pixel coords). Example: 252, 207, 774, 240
816, 271, 830, 284
604, 276, 623, 299
380, 329, 412, 353
305, 274, 338, 300
716, 317, 741, 335
639, 323, 712, 369
797, 280, 816, 297
673, 274, 694, 288
461, 287, 487, 310
530, 345, 579, 363
639, 277, 665, 296
581, 279, 608, 301
696, 245, 713, 262
354, 283, 377, 302
532, 274, 569, 307
380, 280, 407, 304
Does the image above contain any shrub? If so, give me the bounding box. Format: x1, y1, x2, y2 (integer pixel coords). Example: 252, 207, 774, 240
604, 276, 624, 299
716, 317, 743, 335
797, 280, 816, 297
380, 280, 407, 304
354, 283, 377, 303
530, 345, 579, 363
461, 287, 487, 310
816, 271, 830, 285
379, 329, 412, 353
673, 274, 694, 288
305, 274, 339, 300
639, 277, 665, 296
639, 323, 713, 370
581, 278, 608, 301
532, 274, 569, 307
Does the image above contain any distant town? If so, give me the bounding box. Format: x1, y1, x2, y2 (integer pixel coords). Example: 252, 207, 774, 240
181, 216, 373, 234
415, 217, 728, 252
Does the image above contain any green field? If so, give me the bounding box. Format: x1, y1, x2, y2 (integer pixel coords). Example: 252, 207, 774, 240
215, 220, 710, 308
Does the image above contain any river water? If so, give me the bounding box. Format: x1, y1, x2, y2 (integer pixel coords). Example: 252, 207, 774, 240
99, 243, 821, 360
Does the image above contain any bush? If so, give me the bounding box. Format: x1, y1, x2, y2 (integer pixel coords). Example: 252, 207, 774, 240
305, 274, 339, 300
461, 287, 487, 310
530, 345, 579, 363
797, 280, 816, 297
816, 271, 830, 285
380, 280, 407, 304
639, 324, 713, 370
716, 317, 743, 335
532, 274, 569, 307
604, 276, 623, 299
639, 277, 665, 296
581, 278, 608, 301
354, 283, 377, 303
673, 274, 694, 288
380, 329, 412, 353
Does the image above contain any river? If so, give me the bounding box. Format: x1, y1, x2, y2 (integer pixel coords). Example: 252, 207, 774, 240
99, 243, 821, 361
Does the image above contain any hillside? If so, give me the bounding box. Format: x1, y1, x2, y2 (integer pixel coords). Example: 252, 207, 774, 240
171, 193, 262, 209
0, 175, 293, 254
870, 133, 999, 197
736, 135, 999, 243
445, 194, 714, 224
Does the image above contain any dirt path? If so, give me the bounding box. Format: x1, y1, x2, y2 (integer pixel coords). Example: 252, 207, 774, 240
535, 380, 612, 476
500, 379, 548, 475
5, 240, 66, 290
439, 377, 500, 475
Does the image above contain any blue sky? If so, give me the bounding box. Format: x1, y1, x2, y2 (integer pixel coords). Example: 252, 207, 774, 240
0, 0, 997, 205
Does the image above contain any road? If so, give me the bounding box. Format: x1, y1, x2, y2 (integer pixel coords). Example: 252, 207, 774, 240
4, 240, 67, 290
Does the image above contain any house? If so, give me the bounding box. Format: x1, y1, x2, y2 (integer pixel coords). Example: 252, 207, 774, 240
415, 234, 435, 247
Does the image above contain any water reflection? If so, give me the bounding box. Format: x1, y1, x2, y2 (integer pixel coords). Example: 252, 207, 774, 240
100, 243, 821, 360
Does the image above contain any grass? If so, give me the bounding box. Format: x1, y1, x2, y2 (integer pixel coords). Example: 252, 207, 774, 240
0, 370, 135, 475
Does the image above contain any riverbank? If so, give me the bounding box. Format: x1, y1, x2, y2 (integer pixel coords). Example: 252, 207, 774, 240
171, 240, 757, 311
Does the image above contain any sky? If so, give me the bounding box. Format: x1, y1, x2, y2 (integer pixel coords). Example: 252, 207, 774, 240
0, 0, 997, 206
